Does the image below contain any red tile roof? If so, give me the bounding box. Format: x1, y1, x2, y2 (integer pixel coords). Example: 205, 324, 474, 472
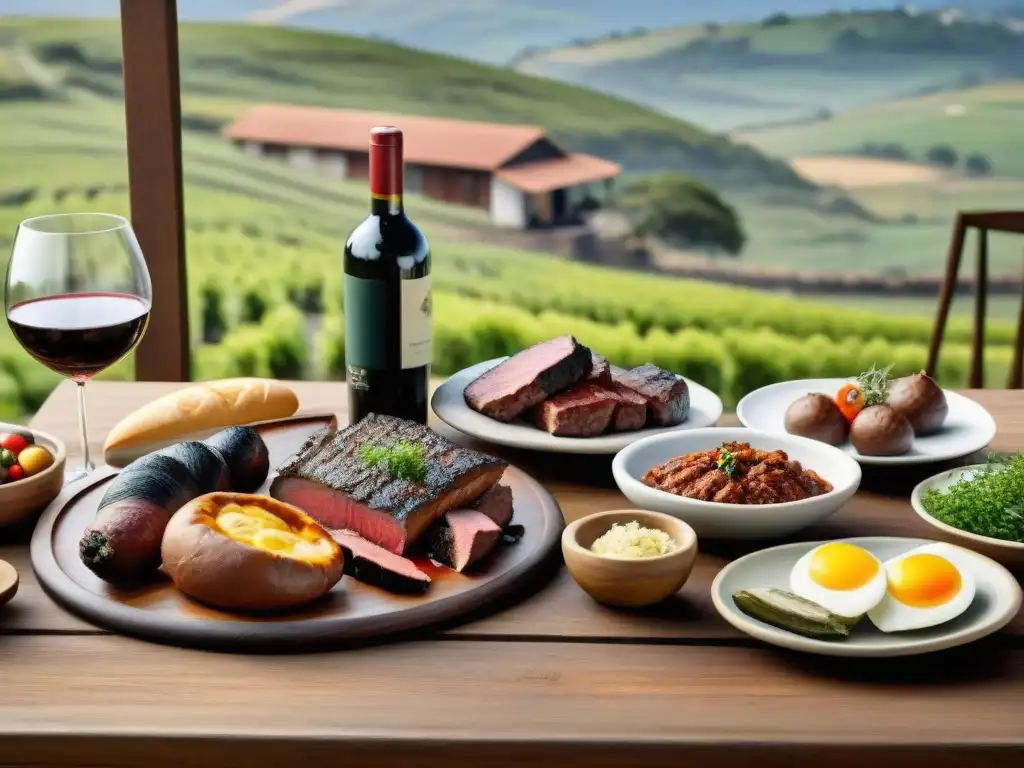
496, 153, 622, 194
224, 104, 548, 171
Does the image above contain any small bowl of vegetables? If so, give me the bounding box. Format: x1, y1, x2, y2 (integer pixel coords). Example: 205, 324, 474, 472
911, 455, 1024, 569
0, 425, 65, 527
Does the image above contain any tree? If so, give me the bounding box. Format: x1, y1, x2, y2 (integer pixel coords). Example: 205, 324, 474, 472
618, 174, 746, 256
833, 28, 870, 53
761, 13, 791, 28
965, 153, 994, 177
926, 145, 958, 168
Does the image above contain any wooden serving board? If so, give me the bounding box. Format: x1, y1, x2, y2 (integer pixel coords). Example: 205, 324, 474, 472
29, 413, 564, 652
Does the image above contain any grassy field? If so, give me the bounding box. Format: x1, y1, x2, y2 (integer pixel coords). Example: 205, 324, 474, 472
717, 175, 1024, 276
737, 82, 1024, 178
516, 10, 1024, 132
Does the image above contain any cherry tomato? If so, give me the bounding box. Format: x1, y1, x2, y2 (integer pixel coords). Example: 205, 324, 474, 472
835, 382, 865, 424
7, 464, 25, 482
0, 433, 28, 456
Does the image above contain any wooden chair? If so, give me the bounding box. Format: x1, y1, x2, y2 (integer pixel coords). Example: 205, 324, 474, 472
927, 211, 1024, 389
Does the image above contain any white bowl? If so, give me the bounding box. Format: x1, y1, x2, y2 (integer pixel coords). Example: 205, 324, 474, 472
911, 465, 1024, 569
611, 427, 862, 539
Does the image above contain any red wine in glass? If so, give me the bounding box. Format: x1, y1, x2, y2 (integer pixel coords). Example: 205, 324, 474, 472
5, 212, 154, 482
6, 292, 151, 381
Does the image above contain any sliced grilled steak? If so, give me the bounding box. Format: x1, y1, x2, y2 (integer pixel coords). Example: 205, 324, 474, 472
473, 483, 514, 529
615, 364, 691, 426
584, 353, 612, 386
329, 530, 430, 594
271, 415, 507, 554
424, 509, 502, 572
609, 382, 648, 431
464, 335, 592, 422
532, 382, 618, 437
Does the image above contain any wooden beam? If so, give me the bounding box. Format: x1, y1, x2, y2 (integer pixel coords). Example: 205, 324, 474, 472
970, 228, 987, 388
120, 0, 189, 381
927, 214, 967, 379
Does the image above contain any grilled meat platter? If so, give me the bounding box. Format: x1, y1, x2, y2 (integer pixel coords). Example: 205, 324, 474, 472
79, 409, 525, 610
270, 414, 522, 593
464, 335, 691, 438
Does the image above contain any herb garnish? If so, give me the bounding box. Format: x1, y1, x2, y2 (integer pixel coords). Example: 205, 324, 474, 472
358, 440, 428, 484
855, 363, 894, 406
717, 448, 739, 479
921, 452, 1024, 543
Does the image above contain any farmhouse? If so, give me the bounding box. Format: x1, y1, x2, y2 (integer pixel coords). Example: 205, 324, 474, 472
223, 104, 621, 229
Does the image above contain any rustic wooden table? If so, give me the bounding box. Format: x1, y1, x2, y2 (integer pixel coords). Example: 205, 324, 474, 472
1, 381, 1022, 768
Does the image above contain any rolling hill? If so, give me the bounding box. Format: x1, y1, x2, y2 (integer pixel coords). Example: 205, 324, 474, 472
736, 81, 1024, 177
9, 1, 1020, 65
515, 9, 1024, 132
1, 17, 810, 190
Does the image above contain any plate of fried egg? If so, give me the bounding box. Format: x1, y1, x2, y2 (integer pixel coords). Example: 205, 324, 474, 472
711, 537, 1021, 657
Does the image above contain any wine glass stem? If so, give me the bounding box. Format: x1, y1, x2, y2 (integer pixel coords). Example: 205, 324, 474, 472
76, 381, 94, 473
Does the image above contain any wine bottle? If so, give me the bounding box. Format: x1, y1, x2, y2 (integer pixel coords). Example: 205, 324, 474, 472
344, 126, 432, 425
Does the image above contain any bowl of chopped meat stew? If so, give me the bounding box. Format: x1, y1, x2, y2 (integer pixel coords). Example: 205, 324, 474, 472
612, 428, 861, 539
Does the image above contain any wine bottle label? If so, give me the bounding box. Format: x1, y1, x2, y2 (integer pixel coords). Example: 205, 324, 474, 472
343, 275, 388, 370
343, 274, 432, 371
401, 275, 432, 369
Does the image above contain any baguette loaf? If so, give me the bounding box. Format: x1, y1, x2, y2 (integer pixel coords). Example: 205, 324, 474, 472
103, 378, 299, 467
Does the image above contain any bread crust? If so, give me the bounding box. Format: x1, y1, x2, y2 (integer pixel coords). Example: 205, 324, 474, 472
103, 379, 299, 466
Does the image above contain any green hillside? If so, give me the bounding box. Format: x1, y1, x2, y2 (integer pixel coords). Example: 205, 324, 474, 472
515, 10, 1024, 132
0, 17, 810, 190
736, 81, 1024, 177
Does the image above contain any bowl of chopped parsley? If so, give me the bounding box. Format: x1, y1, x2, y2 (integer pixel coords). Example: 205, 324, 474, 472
911, 453, 1024, 568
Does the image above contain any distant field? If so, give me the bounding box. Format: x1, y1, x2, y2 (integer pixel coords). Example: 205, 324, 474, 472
725, 174, 1024, 276
737, 82, 1024, 177
789, 156, 948, 187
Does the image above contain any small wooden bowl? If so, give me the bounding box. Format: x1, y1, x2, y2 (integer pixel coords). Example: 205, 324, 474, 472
0, 427, 67, 527
0, 559, 18, 608
562, 509, 698, 608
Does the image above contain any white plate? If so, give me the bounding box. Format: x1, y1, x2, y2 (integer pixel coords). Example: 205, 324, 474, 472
612, 427, 861, 539
736, 378, 996, 465
431, 358, 723, 455
712, 537, 1022, 657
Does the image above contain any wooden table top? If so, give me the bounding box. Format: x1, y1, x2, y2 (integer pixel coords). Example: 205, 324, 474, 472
1, 380, 1023, 768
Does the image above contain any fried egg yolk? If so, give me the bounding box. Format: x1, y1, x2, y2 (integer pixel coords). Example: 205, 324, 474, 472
886, 553, 962, 608
809, 542, 880, 590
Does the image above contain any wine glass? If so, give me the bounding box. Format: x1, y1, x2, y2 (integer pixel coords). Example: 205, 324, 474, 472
5, 213, 153, 483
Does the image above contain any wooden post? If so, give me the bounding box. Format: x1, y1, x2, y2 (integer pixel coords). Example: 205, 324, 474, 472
970, 228, 987, 388
926, 214, 967, 379
120, 0, 189, 381
1012, 250, 1024, 389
